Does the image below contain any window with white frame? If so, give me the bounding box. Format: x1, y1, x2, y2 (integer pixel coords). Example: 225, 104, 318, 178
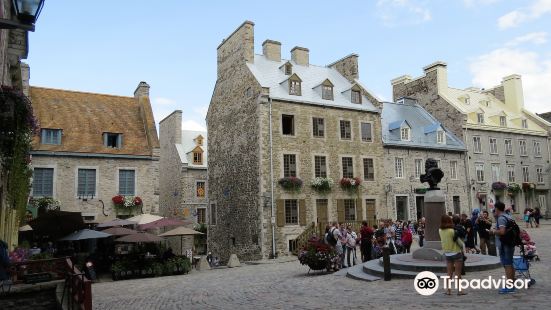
103, 133, 122, 148
363, 158, 374, 181
437, 130, 445, 144
519, 140, 527, 156
360, 122, 373, 142
342, 157, 354, 178
491, 164, 500, 182
344, 199, 356, 221
477, 113, 484, 124
314, 156, 327, 178
475, 163, 485, 182
536, 167, 544, 184
312, 117, 324, 138
289, 79, 301, 96
118, 169, 135, 196
395, 158, 404, 178
505, 139, 513, 155
197, 208, 206, 224
77, 169, 96, 196
522, 166, 530, 182
33, 168, 54, 197
507, 165, 515, 183
534, 141, 541, 157
450, 161, 458, 180
489, 138, 498, 154
414, 159, 423, 179
473, 136, 482, 153
285, 199, 298, 224
41, 129, 62, 145
500, 116, 507, 127
522, 119, 528, 129
351, 90, 361, 104
322, 85, 333, 100
340, 120, 352, 140
400, 127, 410, 141
283, 154, 297, 177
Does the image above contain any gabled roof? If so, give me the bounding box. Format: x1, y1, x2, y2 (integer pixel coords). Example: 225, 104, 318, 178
382, 101, 465, 151
30, 87, 159, 156
247, 54, 378, 112
313, 78, 334, 88
175, 130, 208, 168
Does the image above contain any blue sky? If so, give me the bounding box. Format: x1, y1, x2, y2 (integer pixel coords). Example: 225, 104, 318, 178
27, 0, 551, 130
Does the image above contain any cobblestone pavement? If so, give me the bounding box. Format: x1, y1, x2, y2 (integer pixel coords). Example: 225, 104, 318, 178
94, 222, 551, 310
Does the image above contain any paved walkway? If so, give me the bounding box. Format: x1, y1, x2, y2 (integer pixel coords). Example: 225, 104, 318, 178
93, 221, 551, 309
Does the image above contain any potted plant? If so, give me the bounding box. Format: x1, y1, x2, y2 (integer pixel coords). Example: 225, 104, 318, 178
492, 181, 507, 195
522, 182, 536, 198
339, 177, 362, 195
298, 237, 339, 272
507, 183, 521, 197
311, 177, 333, 194
278, 177, 303, 192
112, 195, 143, 215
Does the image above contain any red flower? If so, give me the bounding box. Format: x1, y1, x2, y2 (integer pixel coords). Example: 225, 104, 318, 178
112, 195, 124, 205
133, 196, 143, 206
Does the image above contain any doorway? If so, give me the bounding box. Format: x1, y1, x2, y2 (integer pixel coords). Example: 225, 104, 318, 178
396, 196, 408, 221
316, 199, 328, 224
366, 199, 376, 226
415, 196, 424, 220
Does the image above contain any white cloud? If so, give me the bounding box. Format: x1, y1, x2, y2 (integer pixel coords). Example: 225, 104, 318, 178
153, 97, 176, 105
182, 120, 207, 131
469, 48, 551, 113
498, 0, 551, 29
506, 32, 548, 47
376, 0, 431, 27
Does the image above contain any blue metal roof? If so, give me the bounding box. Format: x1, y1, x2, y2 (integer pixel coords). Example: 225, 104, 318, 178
381, 101, 466, 151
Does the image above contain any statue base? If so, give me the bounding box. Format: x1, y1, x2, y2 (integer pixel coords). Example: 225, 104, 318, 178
413, 189, 445, 261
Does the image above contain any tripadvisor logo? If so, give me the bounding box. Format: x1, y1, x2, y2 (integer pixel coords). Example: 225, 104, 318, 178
413, 271, 530, 296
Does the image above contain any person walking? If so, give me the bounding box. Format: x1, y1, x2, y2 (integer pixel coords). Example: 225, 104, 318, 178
1, 240, 10, 284
533, 207, 541, 228
401, 222, 413, 253
417, 218, 425, 247
491, 202, 516, 294
523, 208, 532, 228
439, 215, 466, 296
359, 221, 374, 262
476, 210, 493, 255
345, 226, 357, 267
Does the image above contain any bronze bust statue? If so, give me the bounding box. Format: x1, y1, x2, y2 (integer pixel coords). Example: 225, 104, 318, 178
420, 158, 444, 190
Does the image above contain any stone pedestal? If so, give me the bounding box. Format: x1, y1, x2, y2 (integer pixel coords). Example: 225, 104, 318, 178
197, 256, 211, 271
227, 253, 241, 268
412, 190, 445, 261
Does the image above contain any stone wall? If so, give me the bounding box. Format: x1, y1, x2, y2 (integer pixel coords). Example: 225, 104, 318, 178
328, 54, 359, 82
30, 155, 159, 221
159, 111, 183, 217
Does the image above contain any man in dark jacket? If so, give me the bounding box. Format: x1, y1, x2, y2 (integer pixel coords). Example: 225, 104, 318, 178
0, 240, 10, 281
359, 221, 374, 262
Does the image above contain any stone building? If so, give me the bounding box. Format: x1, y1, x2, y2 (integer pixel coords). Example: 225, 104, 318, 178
392, 62, 550, 216
381, 98, 468, 220
28, 82, 160, 223
159, 110, 208, 254
207, 21, 385, 261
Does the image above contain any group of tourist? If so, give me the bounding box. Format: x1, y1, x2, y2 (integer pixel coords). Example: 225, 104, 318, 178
523, 207, 542, 228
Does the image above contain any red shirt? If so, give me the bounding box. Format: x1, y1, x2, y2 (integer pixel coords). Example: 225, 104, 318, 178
360, 226, 374, 240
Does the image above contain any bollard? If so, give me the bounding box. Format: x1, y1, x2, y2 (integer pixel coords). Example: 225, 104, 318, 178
383, 246, 391, 281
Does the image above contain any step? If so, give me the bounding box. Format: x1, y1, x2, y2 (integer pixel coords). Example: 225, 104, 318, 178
386, 254, 501, 273
362, 259, 446, 279
345, 264, 381, 282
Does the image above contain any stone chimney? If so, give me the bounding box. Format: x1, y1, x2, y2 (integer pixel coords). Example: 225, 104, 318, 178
423, 61, 448, 94
291, 46, 309, 66
328, 54, 359, 82
134, 81, 150, 98
20, 62, 30, 97
217, 21, 255, 79
262, 40, 281, 62
502, 74, 524, 112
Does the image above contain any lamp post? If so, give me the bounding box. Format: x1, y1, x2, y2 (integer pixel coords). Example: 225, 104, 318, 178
0, 0, 45, 32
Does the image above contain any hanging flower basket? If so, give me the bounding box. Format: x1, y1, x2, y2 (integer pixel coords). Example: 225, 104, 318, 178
278, 177, 303, 192
522, 182, 536, 198
492, 181, 507, 196
311, 177, 333, 194
112, 195, 143, 213
507, 183, 521, 197
340, 177, 362, 195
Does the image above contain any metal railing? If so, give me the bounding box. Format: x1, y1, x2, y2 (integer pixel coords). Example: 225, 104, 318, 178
61, 258, 92, 310
8, 257, 68, 284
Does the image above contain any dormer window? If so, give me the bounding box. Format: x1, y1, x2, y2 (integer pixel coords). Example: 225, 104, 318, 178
193, 150, 203, 165
401, 127, 410, 141
288, 74, 302, 96
437, 130, 445, 144
481, 100, 489, 107
522, 119, 528, 129
285, 63, 292, 75
464, 97, 470, 105
500, 116, 507, 127
41, 129, 62, 145
103, 132, 122, 148
321, 79, 334, 100
477, 113, 484, 124
351, 90, 361, 104
195, 135, 204, 146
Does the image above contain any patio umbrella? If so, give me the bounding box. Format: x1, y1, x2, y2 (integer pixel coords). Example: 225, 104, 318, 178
115, 231, 164, 243
138, 218, 190, 230
19, 225, 33, 232
158, 227, 204, 255
101, 227, 137, 236
126, 214, 164, 225
96, 218, 137, 228
29, 211, 85, 240
59, 229, 112, 241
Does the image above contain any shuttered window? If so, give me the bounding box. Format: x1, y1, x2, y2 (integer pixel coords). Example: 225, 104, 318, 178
118, 169, 135, 196
33, 168, 54, 197
77, 169, 96, 196
363, 158, 374, 181
344, 199, 356, 221
285, 200, 298, 224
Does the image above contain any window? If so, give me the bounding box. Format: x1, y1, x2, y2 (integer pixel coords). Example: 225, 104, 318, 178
536, 167, 544, 184
314, 156, 327, 178
340, 120, 352, 140
507, 165, 515, 182
363, 158, 374, 181
285, 200, 298, 224
395, 158, 404, 178
450, 161, 458, 180
435, 159, 441, 168
342, 157, 354, 178
103, 133, 122, 148
475, 163, 485, 182
396, 196, 408, 220
77, 169, 96, 196
351, 90, 361, 104
473, 136, 482, 153
283, 154, 297, 177
519, 140, 527, 156
400, 127, 410, 141
312, 117, 324, 138
491, 164, 500, 182
289, 79, 301, 95
282, 114, 295, 135
285, 63, 292, 75
193, 151, 203, 164
534, 141, 541, 157
505, 139, 513, 155
464, 97, 470, 105
453, 196, 461, 215
322, 85, 333, 100
437, 130, 445, 144
477, 113, 484, 124
118, 169, 135, 196
489, 138, 498, 154
360, 122, 373, 142
500, 116, 507, 127
197, 208, 206, 224
196, 181, 206, 198
522, 119, 528, 129
33, 168, 54, 197
414, 159, 423, 179
210, 203, 217, 225
522, 166, 530, 182
41, 129, 62, 145
344, 199, 356, 221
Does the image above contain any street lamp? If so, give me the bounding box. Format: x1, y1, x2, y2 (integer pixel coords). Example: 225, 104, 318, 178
0, 0, 45, 32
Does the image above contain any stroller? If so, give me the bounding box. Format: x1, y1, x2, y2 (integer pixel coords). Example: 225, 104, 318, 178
520, 230, 540, 261
513, 230, 539, 287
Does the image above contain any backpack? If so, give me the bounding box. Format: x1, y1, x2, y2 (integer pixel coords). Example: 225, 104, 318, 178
347, 233, 357, 248
499, 216, 522, 247
326, 228, 337, 246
